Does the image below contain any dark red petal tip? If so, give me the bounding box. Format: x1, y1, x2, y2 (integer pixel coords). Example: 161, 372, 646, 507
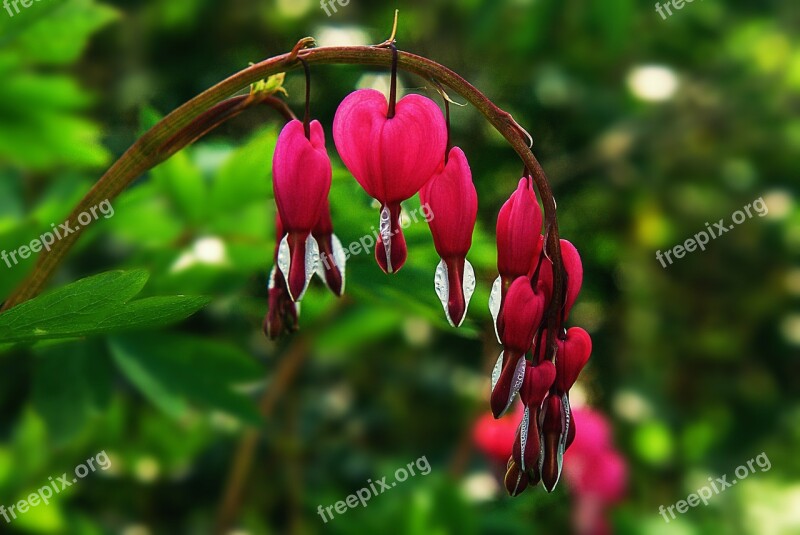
504, 458, 529, 497
375, 203, 407, 274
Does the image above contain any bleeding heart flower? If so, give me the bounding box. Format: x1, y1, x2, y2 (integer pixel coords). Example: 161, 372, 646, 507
273, 119, 332, 301
263, 215, 299, 340
490, 277, 546, 418
511, 361, 556, 479
540, 392, 570, 492
489, 176, 543, 340
536, 239, 583, 320
535, 327, 592, 394
473, 401, 523, 465
496, 177, 543, 280
504, 458, 529, 497
501, 277, 546, 353
312, 198, 346, 297
520, 360, 557, 409
561, 240, 583, 316
420, 146, 478, 327
555, 327, 592, 394
333, 88, 447, 273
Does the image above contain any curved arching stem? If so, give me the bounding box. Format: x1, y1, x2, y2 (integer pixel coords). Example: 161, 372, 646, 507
159, 93, 296, 159
0, 41, 564, 357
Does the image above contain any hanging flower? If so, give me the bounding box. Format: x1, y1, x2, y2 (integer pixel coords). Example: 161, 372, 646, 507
489, 176, 543, 340
512, 361, 556, 481
263, 215, 299, 339
535, 239, 583, 320
490, 277, 546, 418
272, 119, 332, 301
536, 327, 592, 492
420, 146, 478, 327
333, 88, 447, 273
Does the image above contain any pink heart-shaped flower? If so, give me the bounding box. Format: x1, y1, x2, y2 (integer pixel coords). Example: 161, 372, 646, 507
555, 327, 592, 393
333, 89, 447, 273
333, 89, 447, 203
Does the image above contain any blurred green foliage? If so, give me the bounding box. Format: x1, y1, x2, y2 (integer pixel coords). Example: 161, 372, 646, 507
0, 0, 798, 534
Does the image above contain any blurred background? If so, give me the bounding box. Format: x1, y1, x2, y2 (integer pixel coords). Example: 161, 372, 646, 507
0, 0, 798, 533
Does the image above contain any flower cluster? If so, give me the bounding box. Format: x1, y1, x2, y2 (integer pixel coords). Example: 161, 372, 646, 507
487, 177, 592, 495
261, 50, 591, 497
265, 63, 479, 336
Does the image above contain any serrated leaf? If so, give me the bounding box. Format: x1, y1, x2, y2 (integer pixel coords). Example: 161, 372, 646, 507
0, 270, 210, 344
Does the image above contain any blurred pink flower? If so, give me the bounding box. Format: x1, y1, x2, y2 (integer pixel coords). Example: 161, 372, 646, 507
564, 407, 628, 535
473, 402, 522, 465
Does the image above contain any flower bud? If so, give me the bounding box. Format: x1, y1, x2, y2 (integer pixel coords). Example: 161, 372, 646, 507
421, 147, 478, 327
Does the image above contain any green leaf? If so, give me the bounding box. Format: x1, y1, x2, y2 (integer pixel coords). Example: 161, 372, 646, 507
211, 126, 277, 213
0, 269, 210, 344
111, 339, 189, 419
8, 0, 119, 66
105, 183, 185, 248
0, 0, 117, 169
0, 73, 111, 169
109, 334, 263, 425
32, 340, 113, 445
312, 306, 405, 355
150, 149, 208, 226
